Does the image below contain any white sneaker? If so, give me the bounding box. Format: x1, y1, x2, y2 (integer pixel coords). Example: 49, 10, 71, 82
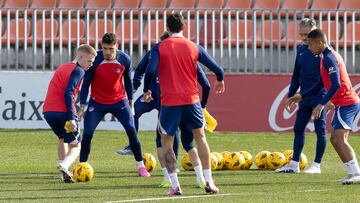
342, 174, 360, 185
275, 164, 299, 173
337, 174, 353, 183
304, 162, 321, 174
57, 164, 74, 183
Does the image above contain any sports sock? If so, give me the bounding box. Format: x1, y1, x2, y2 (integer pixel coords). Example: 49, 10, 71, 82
345, 159, 360, 175
194, 165, 205, 183
137, 161, 145, 169
289, 160, 299, 168
203, 169, 213, 182
162, 168, 171, 181
169, 173, 180, 189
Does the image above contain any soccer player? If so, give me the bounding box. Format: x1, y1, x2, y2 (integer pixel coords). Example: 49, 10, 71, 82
276, 18, 328, 174
305, 29, 360, 184
117, 32, 212, 189
143, 13, 225, 196
78, 33, 150, 177
43, 44, 97, 183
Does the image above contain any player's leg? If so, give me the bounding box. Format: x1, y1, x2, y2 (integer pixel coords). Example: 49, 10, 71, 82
276, 105, 312, 173
117, 95, 155, 155
305, 108, 327, 174
156, 127, 180, 187
158, 105, 182, 196
80, 100, 106, 162
112, 99, 150, 177
43, 112, 74, 183
155, 129, 171, 187
180, 123, 205, 188
184, 102, 219, 194
330, 104, 360, 184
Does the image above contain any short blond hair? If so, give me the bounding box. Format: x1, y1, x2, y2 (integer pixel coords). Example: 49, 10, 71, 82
77, 44, 97, 56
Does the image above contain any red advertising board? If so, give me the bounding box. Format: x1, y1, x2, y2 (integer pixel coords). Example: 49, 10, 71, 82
206, 74, 360, 132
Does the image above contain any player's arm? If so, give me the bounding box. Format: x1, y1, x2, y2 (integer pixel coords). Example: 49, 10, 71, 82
133, 51, 150, 93
197, 65, 218, 132
78, 61, 96, 120
64, 67, 85, 131
143, 44, 160, 101
122, 53, 134, 102
197, 45, 225, 94
285, 56, 301, 112
313, 57, 340, 119
319, 58, 341, 105
196, 64, 211, 108
288, 56, 301, 98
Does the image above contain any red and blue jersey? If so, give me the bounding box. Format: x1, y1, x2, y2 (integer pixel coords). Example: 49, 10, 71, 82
319, 46, 359, 106
134, 50, 211, 108
144, 34, 224, 106
80, 50, 133, 105
43, 62, 85, 120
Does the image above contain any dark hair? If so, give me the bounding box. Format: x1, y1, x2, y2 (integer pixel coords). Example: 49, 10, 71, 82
160, 31, 170, 41
307, 29, 326, 41
102, 33, 117, 44
166, 13, 184, 33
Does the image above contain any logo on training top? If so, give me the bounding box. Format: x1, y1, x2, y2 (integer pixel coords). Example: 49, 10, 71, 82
269, 84, 360, 132
328, 67, 336, 74
116, 68, 121, 73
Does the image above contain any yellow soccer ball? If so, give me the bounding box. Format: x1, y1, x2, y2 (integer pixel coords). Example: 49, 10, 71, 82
221, 151, 232, 170
255, 151, 271, 169
299, 153, 308, 170
226, 152, 245, 170
283, 150, 293, 164
181, 153, 194, 171
142, 153, 157, 173
267, 152, 287, 170
210, 153, 218, 171
212, 152, 224, 170
239, 151, 253, 169
73, 162, 94, 182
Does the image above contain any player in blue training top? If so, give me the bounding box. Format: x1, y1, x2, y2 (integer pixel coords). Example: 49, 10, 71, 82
276, 18, 328, 174
43, 44, 97, 183
143, 13, 225, 196
77, 33, 150, 177
117, 31, 214, 189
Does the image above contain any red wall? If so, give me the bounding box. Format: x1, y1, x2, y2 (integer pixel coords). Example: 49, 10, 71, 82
205, 74, 360, 132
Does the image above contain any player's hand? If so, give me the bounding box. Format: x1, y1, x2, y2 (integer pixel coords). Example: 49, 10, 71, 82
215, 80, 225, 94
326, 101, 335, 111
312, 104, 325, 119
202, 108, 218, 133
77, 105, 85, 121
285, 94, 302, 112
64, 120, 77, 133
143, 90, 153, 103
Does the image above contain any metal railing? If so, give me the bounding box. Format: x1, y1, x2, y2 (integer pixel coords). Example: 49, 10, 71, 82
0, 8, 359, 73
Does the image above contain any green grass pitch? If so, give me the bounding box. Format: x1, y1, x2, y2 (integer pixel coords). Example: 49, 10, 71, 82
1, 129, 360, 202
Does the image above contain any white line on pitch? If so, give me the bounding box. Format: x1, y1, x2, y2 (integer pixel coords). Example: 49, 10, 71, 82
104, 193, 239, 203
105, 188, 340, 203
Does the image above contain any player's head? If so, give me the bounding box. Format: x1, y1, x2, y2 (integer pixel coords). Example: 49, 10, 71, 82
307, 29, 327, 55
166, 13, 184, 34
299, 18, 316, 43
76, 44, 97, 70
160, 31, 170, 41
102, 33, 118, 60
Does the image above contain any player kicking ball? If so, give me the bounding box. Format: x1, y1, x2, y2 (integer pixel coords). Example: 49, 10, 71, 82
43, 45, 97, 183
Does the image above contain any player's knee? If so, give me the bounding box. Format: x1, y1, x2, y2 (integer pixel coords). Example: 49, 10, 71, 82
330, 134, 344, 146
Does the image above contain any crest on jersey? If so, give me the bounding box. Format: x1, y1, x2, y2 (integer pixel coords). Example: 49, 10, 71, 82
328, 67, 336, 74
116, 68, 121, 73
